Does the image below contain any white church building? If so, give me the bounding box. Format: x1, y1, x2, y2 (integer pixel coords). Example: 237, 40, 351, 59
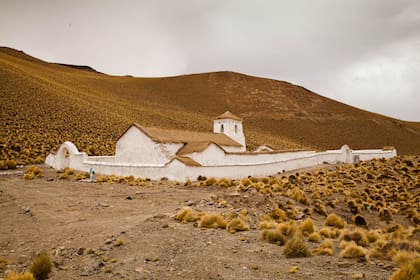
46, 111, 397, 181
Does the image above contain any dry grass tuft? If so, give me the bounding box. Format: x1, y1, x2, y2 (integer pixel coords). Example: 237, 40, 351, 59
284, 234, 311, 258
299, 218, 315, 235
308, 232, 322, 243
324, 213, 345, 229
261, 229, 286, 245
30, 252, 52, 280
392, 250, 420, 266
174, 207, 201, 223
340, 228, 368, 247
390, 258, 420, 280
319, 227, 340, 239
312, 239, 334, 256
277, 221, 297, 239
5, 272, 35, 280
340, 241, 367, 259
227, 217, 249, 233
200, 213, 227, 229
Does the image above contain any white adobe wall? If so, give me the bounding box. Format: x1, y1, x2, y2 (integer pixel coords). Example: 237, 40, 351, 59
188, 147, 316, 166
46, 141, 397, 181
115, 126, 182, 164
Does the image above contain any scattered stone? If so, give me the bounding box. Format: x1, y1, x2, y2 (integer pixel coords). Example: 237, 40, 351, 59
186, 200, 195, 206
337, 261, 353, 268
352, 272, 365, 279
86, 248, 94, 254
98, 203, 109, 208
104, 239, 112, 245
295, 212, 305, 220
226, 192, 241, 197
46, 177, 54, 181
162, 223, 169, 228
77, 247, 85, 255
383, 264, 394, 270
125, 196, 133, 200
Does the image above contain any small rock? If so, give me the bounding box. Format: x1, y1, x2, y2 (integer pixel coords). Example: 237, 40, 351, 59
135, 267, 144, 273
104, 239, 112, 245
162, 223, 169, 228
352, 272, 365, 279
125, 196, 133, 200
337, 261, 353, 268
226, 192, 241, 197
46, 177, 54, 182
86, 248, 94, 254
186, 200, 195, 206
383, 264, 394, 270
295, 212, 305, 220
77, 247, 85, 255
99, 203, 109, 207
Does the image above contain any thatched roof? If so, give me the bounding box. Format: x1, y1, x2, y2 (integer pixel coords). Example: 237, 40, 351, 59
119, 123, 242, 147
214, 111, 242, 121
174, 156, 201, 167
177, 141, 226, 155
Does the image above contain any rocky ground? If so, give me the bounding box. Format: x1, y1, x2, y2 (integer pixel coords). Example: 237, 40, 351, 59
0, 158, 419, 280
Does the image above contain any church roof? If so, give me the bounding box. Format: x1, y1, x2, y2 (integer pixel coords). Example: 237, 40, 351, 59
177, 141, 225, 155
214, 111, 242, 121
174, 156, 201, 167
120, 123, 242, 147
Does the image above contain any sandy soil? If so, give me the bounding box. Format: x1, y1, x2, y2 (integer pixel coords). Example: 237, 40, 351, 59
0, 166, 395, 280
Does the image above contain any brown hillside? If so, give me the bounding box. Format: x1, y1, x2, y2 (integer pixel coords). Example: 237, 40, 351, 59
0, 47, 419, 164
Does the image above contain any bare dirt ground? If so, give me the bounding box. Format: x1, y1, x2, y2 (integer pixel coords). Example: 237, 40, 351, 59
0, 166, 396, 280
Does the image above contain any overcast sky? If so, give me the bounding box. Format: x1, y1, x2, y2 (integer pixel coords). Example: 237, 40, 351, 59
1, 0, 419, 121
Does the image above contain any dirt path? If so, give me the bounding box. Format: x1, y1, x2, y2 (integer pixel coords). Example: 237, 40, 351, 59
0, 167, 394, 279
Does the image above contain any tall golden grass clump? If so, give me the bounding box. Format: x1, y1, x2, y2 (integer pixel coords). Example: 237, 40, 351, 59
227, 217, 249, 233
199, 213, 227, 229
24, 166, 43, 180
299, 218, 315, 235
340, 241, 367, 259
261, 229, 286, 245
5, 272, 35, 280
284, 234, 311, 258
308, 232, 322, 243
340, 228, 369, 247
312, 239, 334, 256
30, 252, 52, 280
174, 207, 200, 223
324, 213, 345, 229
390, 258, 420, 280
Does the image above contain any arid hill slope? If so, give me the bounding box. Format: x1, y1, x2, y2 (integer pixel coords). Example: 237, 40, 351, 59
0, 47, 419, 163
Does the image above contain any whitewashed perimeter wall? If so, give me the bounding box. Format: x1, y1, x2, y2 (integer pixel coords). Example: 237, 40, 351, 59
45, 142, 397, 181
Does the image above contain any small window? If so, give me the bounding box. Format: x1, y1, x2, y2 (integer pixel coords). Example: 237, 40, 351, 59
221, 124, 224, 133
235, 125, 238, 133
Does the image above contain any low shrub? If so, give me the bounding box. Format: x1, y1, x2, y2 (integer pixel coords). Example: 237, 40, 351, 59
227, 217, 249, 233
30, 252, 52, 280
299, 218, 315, 235
284, 234, 311, 258
174, 207, 200, 223
308, 232, 322, 243
5, 272, 35, 280
340, 229, 368, 246
199, 213, 227, 229
392, 250, 420, 266
390, 258, 420, 280
340, 241, 367, 259
324, 213, 345, 229
261, 229, 286, 245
